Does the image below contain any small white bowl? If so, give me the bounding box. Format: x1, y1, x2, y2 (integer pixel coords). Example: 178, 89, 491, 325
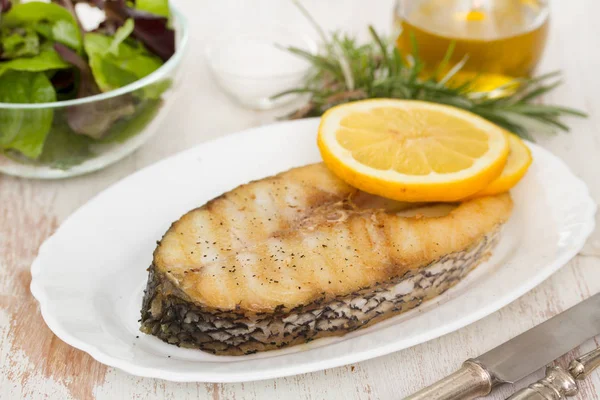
206, 25, 317, 110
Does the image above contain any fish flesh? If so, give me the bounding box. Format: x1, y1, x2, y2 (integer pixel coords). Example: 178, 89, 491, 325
140, 163, 513, 355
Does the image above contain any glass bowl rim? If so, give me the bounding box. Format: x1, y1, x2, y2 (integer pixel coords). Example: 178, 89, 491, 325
0, 5, 189, 110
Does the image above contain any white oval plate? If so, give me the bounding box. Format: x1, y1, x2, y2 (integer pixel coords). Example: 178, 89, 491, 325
31, 119, 596, 383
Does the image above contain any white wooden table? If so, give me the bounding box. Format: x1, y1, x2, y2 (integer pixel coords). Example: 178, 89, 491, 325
1, 1, 600, 399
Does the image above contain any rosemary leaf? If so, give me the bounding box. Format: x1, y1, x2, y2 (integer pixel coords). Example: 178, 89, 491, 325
279, 22, 586, 139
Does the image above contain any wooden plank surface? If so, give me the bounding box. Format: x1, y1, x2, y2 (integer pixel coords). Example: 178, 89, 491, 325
1, 1, 599, 399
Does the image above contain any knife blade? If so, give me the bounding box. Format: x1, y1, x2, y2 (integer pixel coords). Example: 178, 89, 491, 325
405, 292, 600, 400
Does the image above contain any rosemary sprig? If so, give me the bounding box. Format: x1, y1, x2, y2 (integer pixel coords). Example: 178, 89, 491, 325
278, 26, 586, 140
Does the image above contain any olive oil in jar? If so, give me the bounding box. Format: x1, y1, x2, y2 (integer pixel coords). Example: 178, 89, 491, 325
395, 0, 549, 77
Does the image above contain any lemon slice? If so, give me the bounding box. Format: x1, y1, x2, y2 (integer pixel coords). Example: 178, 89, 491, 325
317, 99, 509, 202
472, 133, 532, 197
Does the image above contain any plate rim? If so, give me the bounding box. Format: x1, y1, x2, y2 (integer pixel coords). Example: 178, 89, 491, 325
30, 118, 597, 382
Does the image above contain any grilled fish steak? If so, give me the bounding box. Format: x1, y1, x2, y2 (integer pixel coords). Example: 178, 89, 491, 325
140, 163, 513, 355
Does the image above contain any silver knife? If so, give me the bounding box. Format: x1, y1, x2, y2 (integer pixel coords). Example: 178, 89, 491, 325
405, 292, 600, 400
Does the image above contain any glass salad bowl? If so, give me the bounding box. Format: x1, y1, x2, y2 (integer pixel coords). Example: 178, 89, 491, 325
0, 6, 189, 179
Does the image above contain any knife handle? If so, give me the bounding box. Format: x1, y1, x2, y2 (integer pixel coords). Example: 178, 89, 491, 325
403, 360, 493, 400
506, 366, 578, 400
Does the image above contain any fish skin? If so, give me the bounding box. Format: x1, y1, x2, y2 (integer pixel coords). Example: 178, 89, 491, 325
141, 226, 501, 354
152, 163, 513, 314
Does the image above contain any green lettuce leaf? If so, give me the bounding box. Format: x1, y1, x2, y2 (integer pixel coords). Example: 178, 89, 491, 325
89, 55, 138, 90
2, 2, 74, 25
33, 99, 163, 169
34, 22, 54, 41
140, 78, 172, 99
135, 0, 170, 17
36, 114, 94, 170
108, 18, 134, 55
0, 70, 56, 159
84, 30, 162, 93
3, 2, 82, 50
0, 27, 40, 58
35, 99, 164, 169
0, 42, 71, 76
52, 19, 81, 50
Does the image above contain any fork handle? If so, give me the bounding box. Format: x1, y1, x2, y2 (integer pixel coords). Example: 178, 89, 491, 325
507, 347, 600, 400
506, 367, 577, 400
569, 347, 600, 380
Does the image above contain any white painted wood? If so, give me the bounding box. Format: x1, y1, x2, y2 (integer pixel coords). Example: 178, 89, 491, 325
1, 0, 599, 399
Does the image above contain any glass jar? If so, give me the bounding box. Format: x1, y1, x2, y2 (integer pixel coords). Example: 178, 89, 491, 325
394, 0, 550, 77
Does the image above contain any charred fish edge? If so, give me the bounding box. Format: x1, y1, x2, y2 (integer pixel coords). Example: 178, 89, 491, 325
140, 228, 501, 355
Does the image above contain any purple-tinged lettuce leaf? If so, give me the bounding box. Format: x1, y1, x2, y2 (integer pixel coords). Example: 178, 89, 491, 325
54, 43, 135, 139
51, 69, 78, 100
97, 98, 162, 143
93, 19, 120, 36
0, 0, 12, 14
105, 0, 174, 61
70, 0, 105, 9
